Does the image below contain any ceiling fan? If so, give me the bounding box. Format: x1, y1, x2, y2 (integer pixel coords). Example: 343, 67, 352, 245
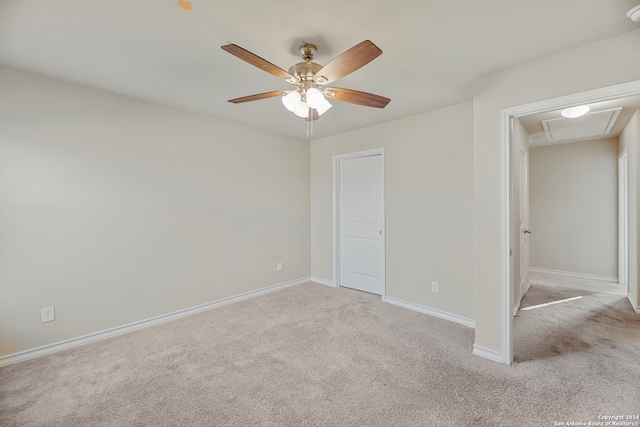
221, 40, 391, 121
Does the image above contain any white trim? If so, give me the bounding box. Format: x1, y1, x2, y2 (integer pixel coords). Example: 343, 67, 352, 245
500, 80, 640, 366
500, 106, 513, 365
333, 156, 339, 291
472, 344, 504, 363
332, 148, 386, 297
529, 267, 618, 284
310, 276, 336, 287
0, 277, 310, 368
629, 296, 640, 314
503, 81, 640, 118
383, 296, 475, 328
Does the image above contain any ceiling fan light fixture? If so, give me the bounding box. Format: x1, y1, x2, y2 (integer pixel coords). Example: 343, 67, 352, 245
282, 90, 301, 112
316, 98, 332, 116
221, 40, 390, 130
306, 87, 325, 109
293, 101, 309, 118
561, 105, 590, 118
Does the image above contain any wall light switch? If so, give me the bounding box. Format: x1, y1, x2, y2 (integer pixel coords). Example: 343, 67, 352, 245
277, 262, 283, 272
431, 281, 439, 293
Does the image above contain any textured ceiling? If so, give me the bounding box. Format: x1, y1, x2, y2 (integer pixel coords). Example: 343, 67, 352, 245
0, 0, 638, 140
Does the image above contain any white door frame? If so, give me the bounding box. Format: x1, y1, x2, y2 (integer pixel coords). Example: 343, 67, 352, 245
333, 147, 386, 297
499, 80, 640, 365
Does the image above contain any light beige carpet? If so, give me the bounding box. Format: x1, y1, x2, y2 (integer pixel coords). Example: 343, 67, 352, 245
1, 277, 639, 426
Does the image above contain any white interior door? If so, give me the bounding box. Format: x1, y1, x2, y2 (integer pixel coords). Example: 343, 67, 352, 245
338, 154, 385, 295
618, 151, 628, 292
518, 147, 530, 301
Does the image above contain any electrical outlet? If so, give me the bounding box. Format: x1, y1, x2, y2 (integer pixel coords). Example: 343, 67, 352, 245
431, 281, 439, 293
41, 306, 55, 323
277, 262, 283, 272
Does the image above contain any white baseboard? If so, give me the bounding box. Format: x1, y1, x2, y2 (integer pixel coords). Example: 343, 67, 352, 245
0, 277, 310, 368
529, 267, 618, 284
310, 276, 336, 288
382, 296, 475, 328
629, 295, 640, 314
473, 344, 506, 364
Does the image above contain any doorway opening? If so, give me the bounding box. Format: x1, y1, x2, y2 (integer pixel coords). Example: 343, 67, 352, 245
500, 80, 640, 365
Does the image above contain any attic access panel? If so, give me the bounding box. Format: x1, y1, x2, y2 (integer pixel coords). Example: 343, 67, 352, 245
542, 108, 622, 142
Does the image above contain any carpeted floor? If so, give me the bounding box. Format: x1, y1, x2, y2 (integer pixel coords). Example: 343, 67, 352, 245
1, 274, 639, 426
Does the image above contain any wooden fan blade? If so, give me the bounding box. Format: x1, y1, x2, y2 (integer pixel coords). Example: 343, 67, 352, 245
313, 40, 382, 85
221, 44, 298, 83
306, 108, 320, 122
228, 90, 289, 104
324, 87, 390, 108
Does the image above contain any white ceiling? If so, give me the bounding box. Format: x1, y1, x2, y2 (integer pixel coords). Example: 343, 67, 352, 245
1, 0, 639, 140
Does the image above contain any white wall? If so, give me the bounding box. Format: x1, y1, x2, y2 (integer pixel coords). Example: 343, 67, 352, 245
529, 138, 619, 279
0, 66, 310, 358
620, 110, 640, 311
311, 102, 475, 321
473, 29, 640, 354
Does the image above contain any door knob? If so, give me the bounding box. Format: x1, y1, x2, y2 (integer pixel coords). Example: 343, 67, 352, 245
524, 229, 532, 234
379, 230, 382, 235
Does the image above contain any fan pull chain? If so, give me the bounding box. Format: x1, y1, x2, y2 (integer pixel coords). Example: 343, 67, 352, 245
306, 108, 313, 140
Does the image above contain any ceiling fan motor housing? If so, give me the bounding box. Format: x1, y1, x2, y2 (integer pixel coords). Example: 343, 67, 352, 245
288, 62, 322, 82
